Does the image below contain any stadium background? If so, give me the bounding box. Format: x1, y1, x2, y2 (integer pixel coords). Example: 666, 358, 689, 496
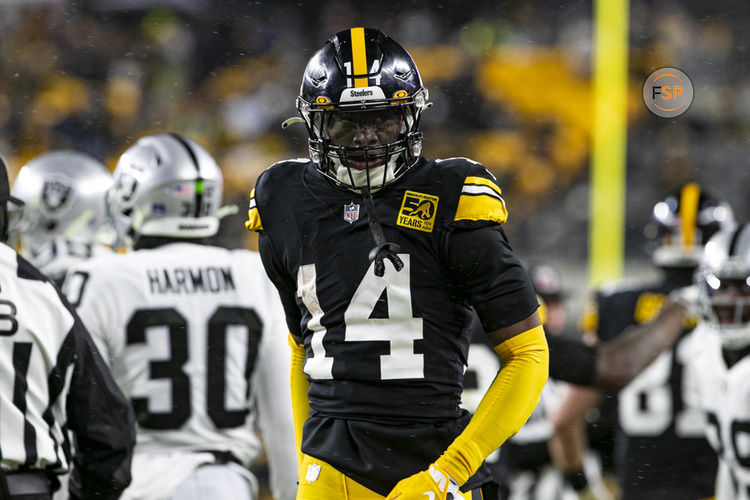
0, 0, 747, 497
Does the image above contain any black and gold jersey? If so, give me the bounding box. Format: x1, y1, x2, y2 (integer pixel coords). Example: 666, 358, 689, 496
585, 272, 717, 499
247, 156, 538, 493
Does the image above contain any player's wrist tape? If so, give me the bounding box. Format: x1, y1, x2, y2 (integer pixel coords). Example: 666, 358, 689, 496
564, 469, 588, 491
428, 463, 460, 496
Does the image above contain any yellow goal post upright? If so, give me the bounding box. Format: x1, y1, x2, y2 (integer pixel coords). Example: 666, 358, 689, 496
589, 0, 629, 288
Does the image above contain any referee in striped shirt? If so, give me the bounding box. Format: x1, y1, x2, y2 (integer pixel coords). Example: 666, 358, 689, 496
0, 156, 136, 500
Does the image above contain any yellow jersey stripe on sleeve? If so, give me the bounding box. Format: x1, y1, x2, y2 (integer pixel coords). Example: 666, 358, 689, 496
244, 188, 263, 231
454, 177, 508, 223
454, 194, 508, 223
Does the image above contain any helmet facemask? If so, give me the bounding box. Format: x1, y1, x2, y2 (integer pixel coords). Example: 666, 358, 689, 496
701, 270, 750, 349
698, 222, 750, 350
299, 89, 427, 193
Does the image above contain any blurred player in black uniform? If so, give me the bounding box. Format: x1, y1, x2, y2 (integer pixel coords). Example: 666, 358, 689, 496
551, 183, 730, 500
246, 27, 549, 499
0, 156, 136, 499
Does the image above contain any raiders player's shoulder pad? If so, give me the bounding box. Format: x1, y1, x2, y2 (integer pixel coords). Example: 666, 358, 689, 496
430, 157, 508, 231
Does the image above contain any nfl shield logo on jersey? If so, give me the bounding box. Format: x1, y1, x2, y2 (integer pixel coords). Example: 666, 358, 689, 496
343, 202, 360, 224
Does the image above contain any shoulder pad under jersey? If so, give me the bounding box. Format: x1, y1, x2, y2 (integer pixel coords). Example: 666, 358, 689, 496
245, 159, 309, 232
433, 157, 508, 229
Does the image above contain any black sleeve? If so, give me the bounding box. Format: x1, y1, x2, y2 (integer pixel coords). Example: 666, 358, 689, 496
66, 315, 136, 500
547, 333, 597, 386
444, 225, 538, 332
258, 231, 302, 337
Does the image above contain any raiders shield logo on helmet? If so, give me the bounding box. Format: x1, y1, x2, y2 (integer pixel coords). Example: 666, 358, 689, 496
42, 178, 72, 212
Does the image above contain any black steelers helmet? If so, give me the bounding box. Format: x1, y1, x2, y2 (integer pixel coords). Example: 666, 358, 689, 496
647, 183, 735, 268
295, 27, 430, 192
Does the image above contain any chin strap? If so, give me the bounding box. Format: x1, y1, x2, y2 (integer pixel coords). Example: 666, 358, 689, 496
360, 186, 403, 277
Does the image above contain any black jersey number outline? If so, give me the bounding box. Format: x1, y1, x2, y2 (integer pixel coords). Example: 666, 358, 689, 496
297, 255, 424, 380
126, 306, 262, 430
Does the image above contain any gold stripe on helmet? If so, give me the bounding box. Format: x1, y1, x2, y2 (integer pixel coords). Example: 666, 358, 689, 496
679, 182, 700, 250
350, 27, 368, 88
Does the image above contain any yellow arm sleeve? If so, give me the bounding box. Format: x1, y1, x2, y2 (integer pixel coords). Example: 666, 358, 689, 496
435, 325, 549, 485
288, 334, 311, 472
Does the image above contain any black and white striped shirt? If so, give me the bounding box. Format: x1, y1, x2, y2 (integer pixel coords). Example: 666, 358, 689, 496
0, 243, 135, 498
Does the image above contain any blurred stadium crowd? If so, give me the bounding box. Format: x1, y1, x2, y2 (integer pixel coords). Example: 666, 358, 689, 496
2, 0, 748, 260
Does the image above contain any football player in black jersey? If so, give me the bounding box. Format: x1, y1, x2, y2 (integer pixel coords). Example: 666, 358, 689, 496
245, 27, 549, 499
551, 184, 731, 500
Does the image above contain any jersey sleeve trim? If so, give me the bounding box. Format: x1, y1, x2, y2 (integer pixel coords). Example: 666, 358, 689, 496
245, 187, 263, 232
454, 177, 508, 223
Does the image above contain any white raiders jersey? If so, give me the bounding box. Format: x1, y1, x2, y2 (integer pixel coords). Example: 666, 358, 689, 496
64, 242, 296, 499
688, 322, 750, 500
617, 326, 707, 440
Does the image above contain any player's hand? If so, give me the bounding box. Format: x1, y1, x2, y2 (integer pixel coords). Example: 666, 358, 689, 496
668, 285, 703, 327
386, 463, 460, 500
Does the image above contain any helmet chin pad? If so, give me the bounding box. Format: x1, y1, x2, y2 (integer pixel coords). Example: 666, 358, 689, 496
334, 155, 399, 191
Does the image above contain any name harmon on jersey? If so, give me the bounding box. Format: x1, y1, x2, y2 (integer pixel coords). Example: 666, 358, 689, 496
147, 265, 236, 294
